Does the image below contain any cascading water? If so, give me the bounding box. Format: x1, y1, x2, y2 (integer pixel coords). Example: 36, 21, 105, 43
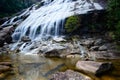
11, 0, 103, 53
12, 0, 103, 41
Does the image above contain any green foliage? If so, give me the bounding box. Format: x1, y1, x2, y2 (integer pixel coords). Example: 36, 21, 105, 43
65, 16, 80, 33
0, 0, 34, 18
114, 21, 120, 40
107, 0, 120, 40
107, 0, 120, 27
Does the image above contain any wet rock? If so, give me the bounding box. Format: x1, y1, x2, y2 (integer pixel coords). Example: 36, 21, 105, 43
4, 34, 12, 44
66, 54, 81, 59
0, 17, 9, 25
1, 26, 14, 34
81, 39, 94, 48
0, 26, 14, 35
53, 37, 66, 42
89, 51, 120, 59
44, 49, 60, 57
76, 61, 112, 76
90, 46, 99, 51
0, 24, 12, 28
0, 44, 10, 54
39, 40, 86, 58
0, 62, 12, 67
99, 45, 107, 51
44, 49, 61, 58
50, 70, 91, 80
0, 39, 4, 47
94, 39, 103, 46
0, 26, 14, 45
21, 36, 31, 42
0, 65, 10, 72
106, 43, 116, 50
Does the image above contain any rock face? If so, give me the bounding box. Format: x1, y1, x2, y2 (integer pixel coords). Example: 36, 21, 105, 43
76, 61, 112, 76
0, 26, 14, 47
50, 70, 91, 80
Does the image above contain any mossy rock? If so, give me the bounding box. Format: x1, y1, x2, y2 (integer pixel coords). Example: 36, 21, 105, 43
65, 16, 81, 33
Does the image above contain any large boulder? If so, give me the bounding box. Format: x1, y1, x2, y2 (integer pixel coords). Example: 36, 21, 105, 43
43, 45, 66, 58
76, 61, 112, 76
0, 26, 14, 46
81, 39, 95, 48
44, 49, 61, 58
50, 70, 91, 80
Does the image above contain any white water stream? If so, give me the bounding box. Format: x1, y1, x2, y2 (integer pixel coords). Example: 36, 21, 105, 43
12, 0, 103, 41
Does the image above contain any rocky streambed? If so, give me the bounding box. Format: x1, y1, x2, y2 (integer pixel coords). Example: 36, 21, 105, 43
0, 34, 120, 80
0, 52, 120, 80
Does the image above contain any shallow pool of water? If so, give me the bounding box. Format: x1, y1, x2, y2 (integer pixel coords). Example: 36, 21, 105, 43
0, 53, 120, 80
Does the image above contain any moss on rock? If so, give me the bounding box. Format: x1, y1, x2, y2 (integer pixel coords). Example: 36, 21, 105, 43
65, 16, 81, 33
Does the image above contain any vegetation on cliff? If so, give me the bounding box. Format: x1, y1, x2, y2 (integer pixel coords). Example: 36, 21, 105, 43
107, 0, 120, 40
0, 0, 34, 18
65, 16, 81, 33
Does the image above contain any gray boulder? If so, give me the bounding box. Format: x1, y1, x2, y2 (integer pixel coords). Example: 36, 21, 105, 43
76, 61, 112, 76
90, 46, 99, 51
89, 51, 120, 59
99, 45, 107, 51
0, 26, 14, 46
21, 36, 31, 42
50, 70, 91, 80
44, 49, 61, 58
94, 39, 103, 46
81, 39, 94, 48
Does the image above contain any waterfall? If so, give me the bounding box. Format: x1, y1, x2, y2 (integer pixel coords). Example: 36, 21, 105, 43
12, 0, 103, 42
10, 0, 104, 53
